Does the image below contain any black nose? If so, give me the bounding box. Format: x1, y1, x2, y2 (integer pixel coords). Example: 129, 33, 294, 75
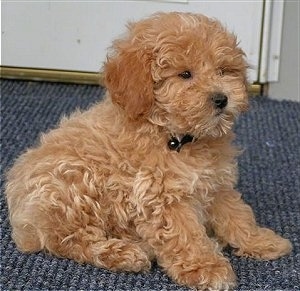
211, 93, 228, 109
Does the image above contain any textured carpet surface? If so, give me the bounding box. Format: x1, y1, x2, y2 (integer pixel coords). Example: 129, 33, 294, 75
1, 80, 299, 290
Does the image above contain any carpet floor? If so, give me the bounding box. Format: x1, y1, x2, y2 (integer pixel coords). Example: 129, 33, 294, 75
1, 80, 299, 290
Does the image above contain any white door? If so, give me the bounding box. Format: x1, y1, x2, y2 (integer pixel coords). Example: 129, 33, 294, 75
1, 0, 284, 84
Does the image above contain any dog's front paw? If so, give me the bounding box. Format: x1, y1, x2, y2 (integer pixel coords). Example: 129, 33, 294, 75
235, 227, 292, 260
171, 257, 236, 290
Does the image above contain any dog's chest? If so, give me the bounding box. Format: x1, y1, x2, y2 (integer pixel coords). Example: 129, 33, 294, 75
163, 143, 237, 196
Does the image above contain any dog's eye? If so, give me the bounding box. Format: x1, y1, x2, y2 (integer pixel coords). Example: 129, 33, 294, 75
217, 67, 238, 77
178, 71, 192, 79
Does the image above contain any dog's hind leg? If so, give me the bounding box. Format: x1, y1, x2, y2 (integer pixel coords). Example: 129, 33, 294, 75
6, 153, 151, 272
45, 231, 152, 272
10, 208, 151, 272
86, 238, 151, 272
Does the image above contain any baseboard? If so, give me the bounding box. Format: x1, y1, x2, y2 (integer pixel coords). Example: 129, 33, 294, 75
0, 66, 102, 86
1, 66, 261, 94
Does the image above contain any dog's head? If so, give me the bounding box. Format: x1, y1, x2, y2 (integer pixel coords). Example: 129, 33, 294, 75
104, 12, 248, 138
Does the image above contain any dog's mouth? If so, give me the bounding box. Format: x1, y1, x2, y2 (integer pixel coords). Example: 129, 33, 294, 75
213, 110, 235, 134
192, 110, 235, 139
215, 108, 226, 117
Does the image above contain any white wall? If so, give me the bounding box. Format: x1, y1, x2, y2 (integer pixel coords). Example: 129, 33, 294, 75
2, 1, 263, 82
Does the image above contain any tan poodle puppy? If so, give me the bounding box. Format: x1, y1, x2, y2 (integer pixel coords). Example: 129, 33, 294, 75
6, 12, 292, 290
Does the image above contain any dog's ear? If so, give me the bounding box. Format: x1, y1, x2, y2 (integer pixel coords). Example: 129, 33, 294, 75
104, 45, 154, 119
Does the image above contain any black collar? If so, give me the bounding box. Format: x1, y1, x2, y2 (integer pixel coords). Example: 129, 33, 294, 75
168, 134, 194, 152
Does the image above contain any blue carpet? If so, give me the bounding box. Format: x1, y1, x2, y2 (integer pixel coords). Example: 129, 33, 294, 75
1, 80, 299, 290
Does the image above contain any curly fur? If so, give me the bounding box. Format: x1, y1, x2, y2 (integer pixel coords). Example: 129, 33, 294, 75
6, 12, 292, 290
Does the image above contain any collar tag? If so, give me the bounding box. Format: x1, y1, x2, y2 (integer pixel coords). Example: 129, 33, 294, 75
168, 134, 194, 152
